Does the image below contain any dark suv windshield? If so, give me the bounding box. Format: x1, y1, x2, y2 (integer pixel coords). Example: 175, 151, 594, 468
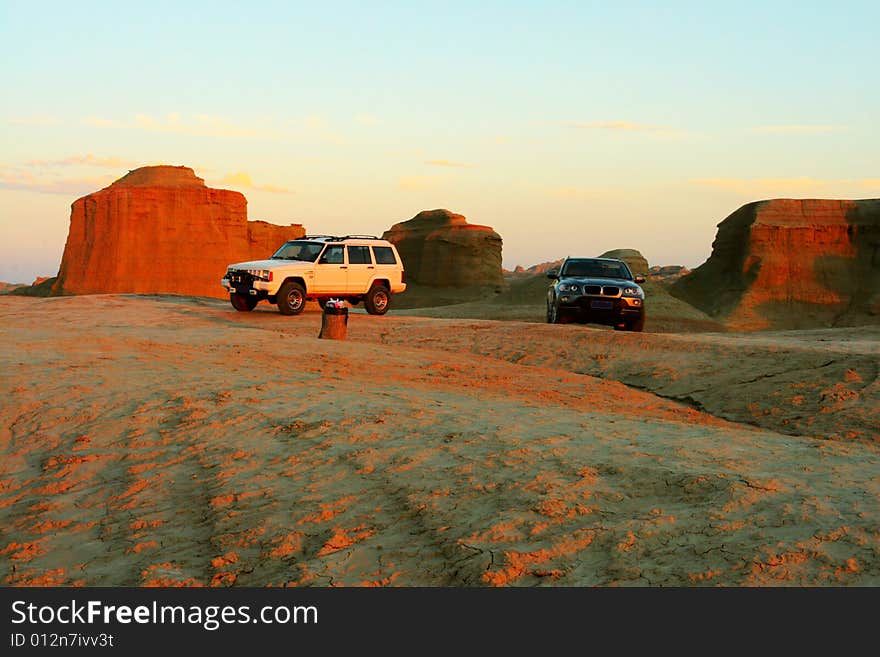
561, 259, 633, 280
271, 241, 324, 262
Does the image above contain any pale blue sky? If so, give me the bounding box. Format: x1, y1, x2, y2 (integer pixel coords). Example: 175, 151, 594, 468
1, 1, 878, 282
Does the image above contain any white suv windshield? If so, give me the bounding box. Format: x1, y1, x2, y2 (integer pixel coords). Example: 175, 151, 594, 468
271, 241, 324, 262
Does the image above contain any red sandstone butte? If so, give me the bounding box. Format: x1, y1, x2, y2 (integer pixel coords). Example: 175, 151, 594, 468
382, 209, 503, 287
52, 166, 304, 299
671, 198, 880, 330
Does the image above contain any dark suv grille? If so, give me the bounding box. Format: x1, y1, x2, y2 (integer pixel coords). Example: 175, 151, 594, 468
582, 285, 620, 296
228, 270, 255, 286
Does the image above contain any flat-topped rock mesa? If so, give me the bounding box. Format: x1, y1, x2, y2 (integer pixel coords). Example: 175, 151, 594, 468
383, 209, 503, 287
598, 248, 649, 277
52, 166, 304, 299
671, 198, 880, 330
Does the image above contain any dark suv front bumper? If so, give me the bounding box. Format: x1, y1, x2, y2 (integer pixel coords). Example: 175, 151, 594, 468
557, 295, 644, 324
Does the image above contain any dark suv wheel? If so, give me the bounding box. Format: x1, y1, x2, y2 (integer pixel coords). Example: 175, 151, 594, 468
627, 314, 645, 332
547, 299, 571, 324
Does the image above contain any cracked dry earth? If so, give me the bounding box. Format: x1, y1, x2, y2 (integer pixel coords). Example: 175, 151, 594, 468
1, 295, 878, 586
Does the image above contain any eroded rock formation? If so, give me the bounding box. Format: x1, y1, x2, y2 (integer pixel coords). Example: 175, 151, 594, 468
598, 249, 649, 277
649, 265, 691, 284
383, 209, 503, 287
514, 259, 565, 275
671, 198, 880, 329
52, 166, 304, 299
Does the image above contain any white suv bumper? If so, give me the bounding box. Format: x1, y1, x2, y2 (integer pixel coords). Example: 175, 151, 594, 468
221, 278, 279, 295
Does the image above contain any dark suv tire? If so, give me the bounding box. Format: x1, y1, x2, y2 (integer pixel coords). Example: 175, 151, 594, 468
277, 281, 306, 315
547, 300, 571, 324
628, 314, 645, 332
364, 284, 390, 315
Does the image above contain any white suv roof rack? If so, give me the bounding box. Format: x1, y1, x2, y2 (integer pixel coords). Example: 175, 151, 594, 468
301, 234, 384, 242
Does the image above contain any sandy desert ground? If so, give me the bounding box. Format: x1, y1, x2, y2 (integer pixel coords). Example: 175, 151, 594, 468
1, 295, 878, 586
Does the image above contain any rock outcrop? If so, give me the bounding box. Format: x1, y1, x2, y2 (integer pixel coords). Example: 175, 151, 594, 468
383, 209, 503, 287
649, 265, 691, 285
9, 277, 56, 297
514, 259, 565, 275
671, 199, 880, 330
52, 166, 304, 299
598, 249, 649, 277
0, 282, 27, 294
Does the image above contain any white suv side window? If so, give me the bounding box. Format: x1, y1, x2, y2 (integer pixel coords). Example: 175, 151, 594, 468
372, 246, 397, 265
347, 245, 372, 264
319, 245, 345, 264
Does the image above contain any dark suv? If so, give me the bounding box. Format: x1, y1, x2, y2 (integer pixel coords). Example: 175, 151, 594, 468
546, 257, 646, 331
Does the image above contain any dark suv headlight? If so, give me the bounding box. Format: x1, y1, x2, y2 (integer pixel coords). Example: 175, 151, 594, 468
559, 283, 580, 293
621, 286, 644, 298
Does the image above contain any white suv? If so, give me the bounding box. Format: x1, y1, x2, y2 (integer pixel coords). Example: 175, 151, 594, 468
221, 235, 407, 315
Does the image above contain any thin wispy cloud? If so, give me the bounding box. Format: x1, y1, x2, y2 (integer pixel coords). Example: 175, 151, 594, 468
424, 160, 471, 168
568, 120, 660, 131
80, 113, 272, 139
134, 113, 261, 138
751, 124, 847, 134
567, 120, 692, 140
219, 172, 292, 194
0, 167, 114, 195
1, 159, 279, 197
398, 175, 444, 192
355, 114, 380, 126
82, 117, 121, 128
691, 177, 826, 194
27, 154, 136, 169
546, 186, 605, 200
82, 113, 345, 144
8, 116, 60, 126
295, 115, 347, 145
690, 177, 880, 195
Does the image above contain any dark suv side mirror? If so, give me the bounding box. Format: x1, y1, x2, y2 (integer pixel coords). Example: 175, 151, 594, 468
634, 275, 646, 283
546, 270, 558, 280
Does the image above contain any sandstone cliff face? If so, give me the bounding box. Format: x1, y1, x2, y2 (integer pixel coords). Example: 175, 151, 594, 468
382, 209, 503, 287
670, 199, 880, 330
52, 166, 304, 299
598, 249, 649, 277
